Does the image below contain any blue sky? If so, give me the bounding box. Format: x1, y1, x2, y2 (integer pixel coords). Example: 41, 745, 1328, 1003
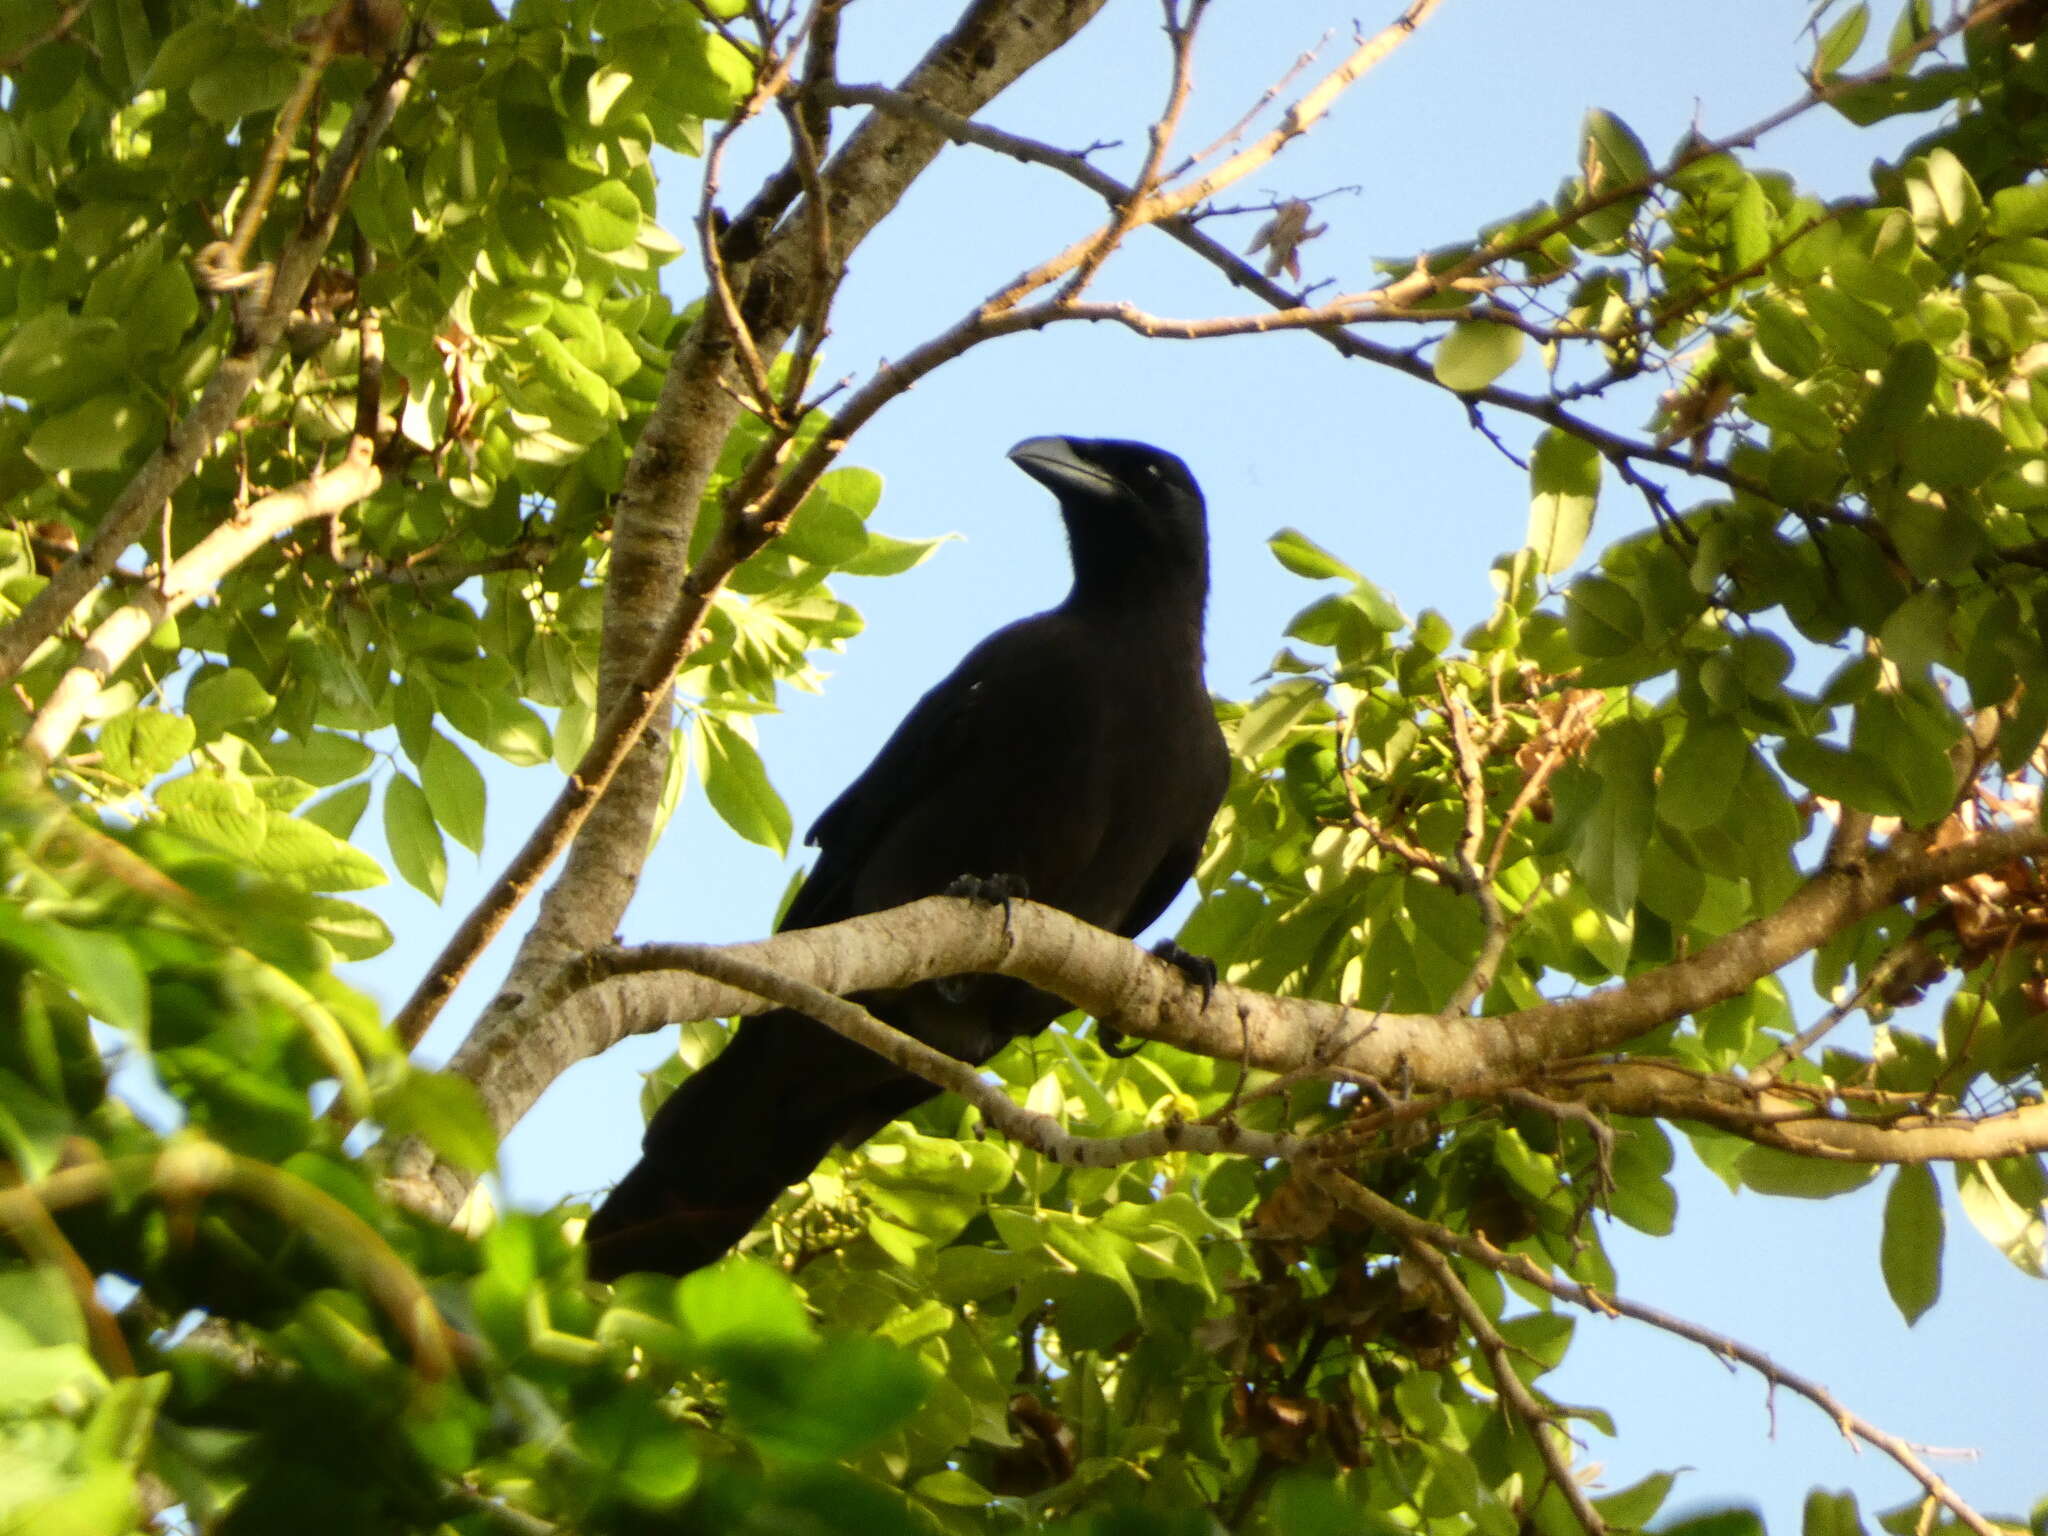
350, 3, 2046, 1527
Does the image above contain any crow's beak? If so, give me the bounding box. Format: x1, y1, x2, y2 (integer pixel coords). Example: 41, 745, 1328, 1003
1008, 436, 1122, 501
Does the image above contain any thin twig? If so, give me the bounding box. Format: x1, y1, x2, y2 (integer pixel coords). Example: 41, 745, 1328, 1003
0, 0, 94, 72
222, 18, 342, 275
1315, 1169, 2002, 1536
988, 0, 1445, 311
1442, 684, 1510, 1015
1751, 933, 1937, 1084
1399, 1234, 1609, 1536
1057, 0, 1208, 302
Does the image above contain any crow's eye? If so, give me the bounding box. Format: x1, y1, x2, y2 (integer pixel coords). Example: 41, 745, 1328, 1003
1143, 464, 1164, 480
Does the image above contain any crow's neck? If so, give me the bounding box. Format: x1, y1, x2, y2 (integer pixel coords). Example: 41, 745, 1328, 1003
1062, 561, 1209, 655
1062, 512, 1208, 626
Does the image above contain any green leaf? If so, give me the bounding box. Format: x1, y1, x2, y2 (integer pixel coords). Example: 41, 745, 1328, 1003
421, 734, 487, 855
782, 480, 871, 566
1842, 338, 1937, 474
261, 732, 374, 786
1433, 319, 1524, 392
98, 709, 195, 783
0, 907, 149, 1035
1733, 1144, 1878, 1198
301, 780, 372, 841
839, 530, 952, 578
1811, 5, 1868, 76
1776, 736, 1906, 817
1594, 1472, 1675, 1530
1658, 716, 1747, 831
188, 42, 297, 123
1581, 108, 1651, 189
303, 895, 392, 961
444, 691, 553, 768
376, 1071, 498, 1173
383, 772, 446, 901
159, 774, 266, 856
1804, 1491, 1868, 1536
1879, 1164, 1943, 1325
1900, 414, 2007, 489
730, 1332, 927, 1461
1727, 175, 1772, 269
1988, 180, 2048, 237
558, 181, 643, 254
1526, 429, 1600, 574
691, 716, 791, 853
246, 814, 386, 892
1268, 527, 1360, 582
1805, 284, 1894, 370
1850, 688, 1960, 826
187, 667, 277, 739
1954, 1158, 2047, 1277
1751, 298, 1823, 376
25, 392, 161, 473
144, 18, 232, 88
1563, 574, 1642, 657
1557, 719, 1657, 916
675, 1259, 815, 1351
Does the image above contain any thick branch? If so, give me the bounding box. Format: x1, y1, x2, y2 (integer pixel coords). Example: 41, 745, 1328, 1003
24, 440, 382, 765
1569, 1063, 2048, 1165
449, 820, 2048, 1150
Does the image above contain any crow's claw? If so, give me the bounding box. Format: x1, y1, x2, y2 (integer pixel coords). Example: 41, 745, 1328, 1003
1097, 941, 1218, 1059
947, 872, 1030, 942
1151, 938, 1219, 1006
946, 872, 1030, 907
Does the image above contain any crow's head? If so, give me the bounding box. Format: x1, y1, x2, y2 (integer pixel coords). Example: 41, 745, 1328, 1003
1007, 436, 1209, 604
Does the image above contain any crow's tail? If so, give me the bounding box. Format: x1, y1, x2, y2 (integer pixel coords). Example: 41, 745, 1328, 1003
582, 1011, 899, 1281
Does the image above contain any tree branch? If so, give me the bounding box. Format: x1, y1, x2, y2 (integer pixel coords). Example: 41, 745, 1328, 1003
0, 45, 421, 684
443, 820, 2048, 1159
1314, 1169, 2003, 1536
24, 439, 384, 765
1399, 1233, 1608, 1536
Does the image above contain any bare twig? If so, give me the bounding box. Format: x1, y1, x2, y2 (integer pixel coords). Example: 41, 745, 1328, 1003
1316, 1169, 2002, 1536
1057, 0, 1209, 302
1399, 1234, 1609, 1536
1442, 684, 1510, 1015
989, 0, 1445, 311
1751, 933, 1937, 1084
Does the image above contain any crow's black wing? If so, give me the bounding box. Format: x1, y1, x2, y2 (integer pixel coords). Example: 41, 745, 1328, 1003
776, 612, 1127, 934
775, 639, 1005, 933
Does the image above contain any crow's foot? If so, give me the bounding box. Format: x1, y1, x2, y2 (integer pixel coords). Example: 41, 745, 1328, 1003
1151, 938, 1219, 1005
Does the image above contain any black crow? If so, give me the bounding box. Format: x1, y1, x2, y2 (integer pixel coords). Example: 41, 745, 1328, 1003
584, 436, 1229, 1280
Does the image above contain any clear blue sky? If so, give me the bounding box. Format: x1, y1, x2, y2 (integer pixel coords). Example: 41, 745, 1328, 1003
350, 3, 2046, 1527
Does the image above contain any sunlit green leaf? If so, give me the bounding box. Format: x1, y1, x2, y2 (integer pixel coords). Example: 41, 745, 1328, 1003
1433, 318, 1524, 392
1879, 1163, 1943, 1324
